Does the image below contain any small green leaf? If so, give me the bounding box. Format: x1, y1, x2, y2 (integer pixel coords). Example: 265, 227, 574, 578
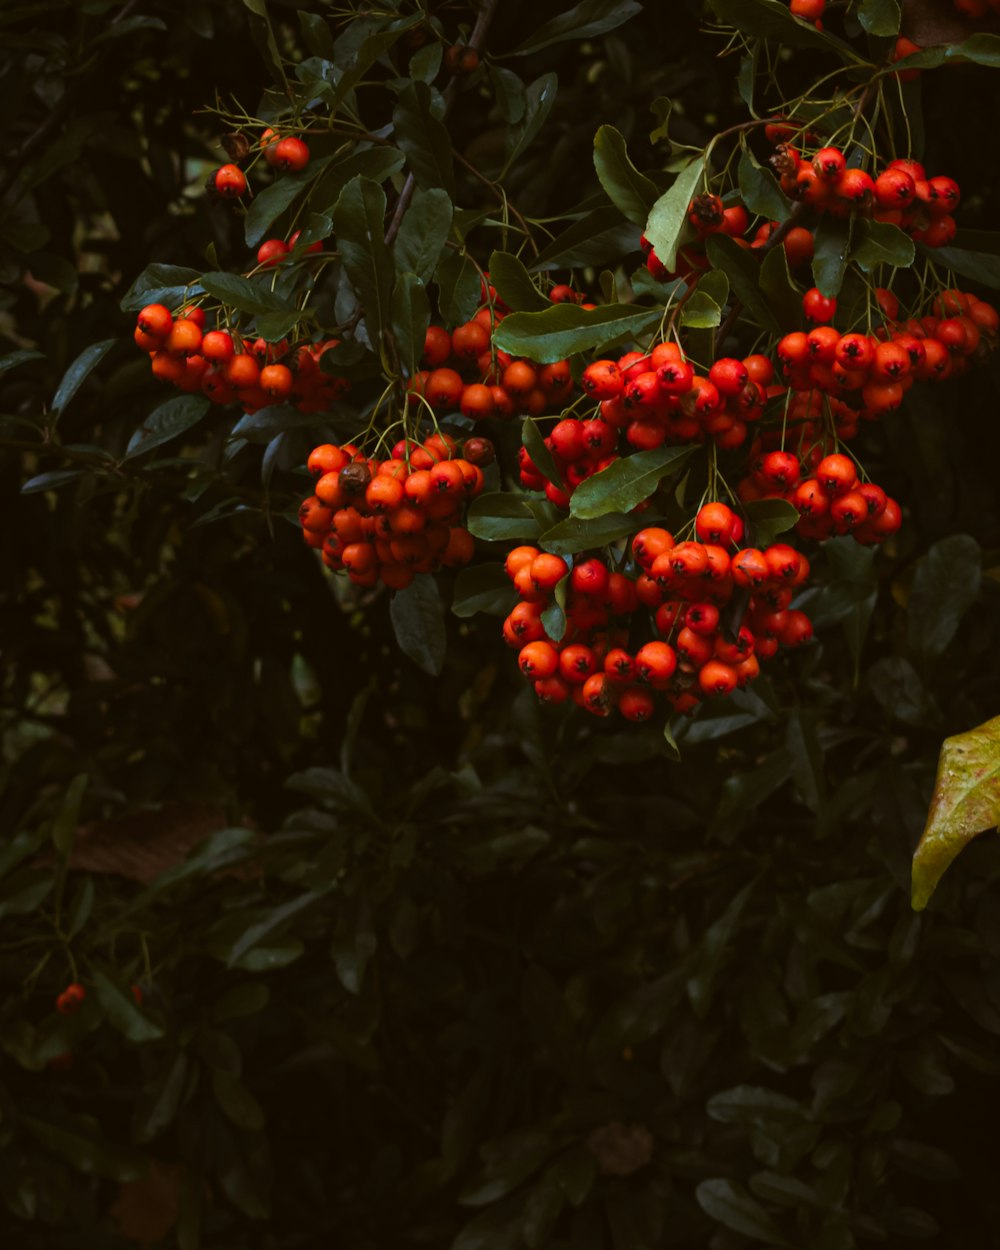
435, 250, 482, 326
51, 339, 115, 421
906, 534, 981, 664
120, 262, 203, 312
890, 33, 1000, 71
22, 1115, 146, 1182
93, 967, 164, 1043
125, 395, 210, 460
391, 271, 430, 375
0, 349, 45, 378
738, 146, 791, 222
811, 215, 854, 299
643, 155, 706, 273
299, 11, 335, 58
541, 573, 569, 643
503, 73, 559, 175
759, 244, 802, 328
467, 493, 542, 542
20, 469, 86, 495
679, 289, 721, 329
134, 1053, 189, 1143
530, 207, 640, 270
244, 158, 330, 247
333, 175, 395, 352
488, 250, 549, 312
852, 219, 915, 273
742, 498, 799, 546
226, 893, 321, 968
494, 303, 662, 363
912, 715, 1000, 911
540, 512, 639, 555
393, 81, 455, 195
212, 1070, 266, 1132
593, 125, 659, 225
394, 187, 453, 283
570, 447, 693, 519
929, 246, 1000, 291
391, 575, 446, 675
696, 1178, 794, 1247
51, 773, 87, 858
858, 0, 901, 36
512, 0, 643, 55
522, 419, 564, 490
310, 147, 406, 215
452, 564, 516, 618
706, 233, 782, 334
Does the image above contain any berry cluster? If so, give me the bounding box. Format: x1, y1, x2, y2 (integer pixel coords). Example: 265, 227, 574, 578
207, 127, 310, 200
300, 434, 489, 590
55, 983, 86, 1015
952, 0, 1000, 15
411, 305, 574, 422
133, 303, 350, 414
503, 502, 815, 718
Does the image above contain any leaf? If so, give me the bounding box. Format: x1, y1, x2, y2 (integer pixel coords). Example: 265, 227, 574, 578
226, 893, 321, 967
742, 498, 800, 547
51, 339, 115, 421
522, 420, 564, 490
435, 250, 482, 326
394, 187, 454, 283
309, 147, 406, 215
906, 534, 981, 663
393, 81, 455, 195
299, 11, 336, 58
334, 175, 394, 352
21, 469, 86, 494
494, 303, 662, 363
758, 244, 802, 328
570, 446, 693, 519
530, 206, 640, 270
254, 310, 305, 341
331, 899, 377, 995
513, 0, 643, 55
540, 512, 640, 555
0, 871, 53, 920
125, 395, 210, 460
911, 714, 1000, 911
891, 33, 1000, 71
0, 349, 44, 377
328, 15, 423, 109
390, 575, 446, 675
541, 573, 569, 643
738, 146, 791, 222
695, 1178, 794, 1247
852, 219, 915, 273
858, 0, 901, 35
488, 251, 550, 312
466, 493, 542, 542
807, 536, 877, 673
133, 1053, 189, 1143
51, 773, 87, 858
643, 156, 706, 273
708, 1087, 808, 1127
593, 125, 659, 225
22, 1115, 146, 1182
212, 1070, 266, 1132
120, 263, 203, 312
503, 73, 559, 175
391, 271, 431, 375
458, 1130, 554, 1206
705, 232, 781, 334
927, 246, 1000, 291
707, 0, 865, 61
679, 288, 721, 329
244, 158, 329, 247
811, 215, 854, 299
452, 564, 516, 618
93, 967, 165, 1043
198, 272, 292, 315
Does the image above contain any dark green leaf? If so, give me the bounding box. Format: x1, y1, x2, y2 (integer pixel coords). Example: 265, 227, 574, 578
51, 339, 115, 420
212, 984, 271, 1021
680, 289, 722, 329
787, 708, 825, 812
906, 534, 981, 663
503, 73, 559, 175
22, 1115, 146, 1182
92, 967, 164, 1043
530, 207, 640, 270
541, 573, 569, 642
738, 146, 791, 222
928, 246, 1000, 291
695, 1178, 794, 1246
644, 156, 705, 273
309, 147, 406, 215
212, 1070, 266, 1132
458, 1130, 553, 1206
708, 0, 864, 61
705, 233, 781, 334
0, 871, 53, 919
852, 219, 915, 273
806, 537, 877, 672
759, 245, 802, 327
226, 893, 321, 968
394, 81, 455, 194
540, 512, 640, 555
51, 773, 87, 857
134, 1053, 189, 1143
299, 10, 335, 58
410, 41, 442, 82
708, 1086, 808, 1127
494, 303, 661, 363
254, 309, 305, 341
513, 0, 642, 55
488, 250, 550, 312
522, 419, 564, 490
452, 564, 517, 618
570, 447, 693, 519
21, 470, 86, 494
391, 574, 446, 675
742, 498, 800, 546
120, 263, 203, 312
467, 493, 542, 542
891, 33, 1000, 70
811, 215, 854, 299
331, 901, 377, 995
125, 395, 210, 460
858, 0, 900, 36
199, 271, 293, 314
0, 349, 44, 377
490, 65, 527, 124
244, 157, 330, 246
328, 15, 423, 109
334, 175, 394, 352
391, 271, 431, 374
593, 125, 659, 225
394, 187, 454, 283
435, 250, 482, 326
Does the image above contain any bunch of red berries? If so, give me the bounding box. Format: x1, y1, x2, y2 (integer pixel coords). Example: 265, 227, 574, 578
133, 303, 351, 414
952, 0, 1000, 16
502, 501, 815, 719
55, 983, 86, 1015
300, 434, 490, 590
207, 127, 310, 200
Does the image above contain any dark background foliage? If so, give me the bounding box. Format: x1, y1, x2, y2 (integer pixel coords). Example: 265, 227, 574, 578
2, 2, 999, 1247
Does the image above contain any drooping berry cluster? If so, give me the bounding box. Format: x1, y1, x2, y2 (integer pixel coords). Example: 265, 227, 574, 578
207, 127, 310, 200
55, 983, 86, 1015
134, 303, 351, 414
503, 502, 815, 718
300, 434, 490, 590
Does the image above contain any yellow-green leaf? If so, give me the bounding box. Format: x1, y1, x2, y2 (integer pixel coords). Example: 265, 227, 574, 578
912, 714, 1000, 911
